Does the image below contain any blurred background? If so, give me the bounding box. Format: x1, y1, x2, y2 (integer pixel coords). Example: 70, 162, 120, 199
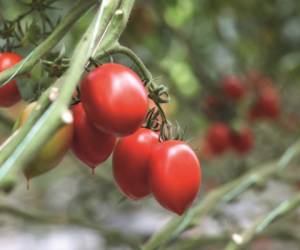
1, 0, 300, 249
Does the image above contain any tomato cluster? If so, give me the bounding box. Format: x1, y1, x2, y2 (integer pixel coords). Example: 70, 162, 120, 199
201, 72, 280, 159
1, 58, 201, 215
204, 122, 254, 156
74, 63, 202, 215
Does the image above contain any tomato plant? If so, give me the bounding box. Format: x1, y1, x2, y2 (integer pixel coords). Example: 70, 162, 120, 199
113, 128, 159, 199
149, 140, 201, 215
0, 52, 22, 107
81, 63, 149, 136
16, 102, 73, 179
71, 103, 116, 170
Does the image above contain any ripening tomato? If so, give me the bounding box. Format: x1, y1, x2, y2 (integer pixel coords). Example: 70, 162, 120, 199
81, 63, 148, 136
230, 128, 254, 154
72, 103, 116, 169
16, 102, 73, 179
149, 140, 201, 215
206, 122, 231, 154
0, 52, 22, 107
113, 128, 159, 199
222, 75, 246, 101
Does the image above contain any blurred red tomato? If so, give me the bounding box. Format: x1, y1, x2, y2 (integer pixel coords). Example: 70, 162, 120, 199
222, 75, 246, 101
0, 52, 22, 107
230, 128, 254, 154
206, 122, 231, 154
249, 86, 280, 120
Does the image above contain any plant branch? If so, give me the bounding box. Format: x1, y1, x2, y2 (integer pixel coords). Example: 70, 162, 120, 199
0, 112, 14, 134
0, 203, 139, 248
225, 192, 300, 250
0, 0, 135, 184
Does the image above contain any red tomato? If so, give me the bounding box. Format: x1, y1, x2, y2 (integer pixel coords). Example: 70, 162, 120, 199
257, 88, 280, 119
149, 141, 201, 215
206, 122, 231, 154
249, 86, 280, 121
230, 128, 254, 154
72, 103, 116, 169
113, 128, 159, 199
81, 63, 148, 136
0, 52, 22, 107
222, 75, 246, 101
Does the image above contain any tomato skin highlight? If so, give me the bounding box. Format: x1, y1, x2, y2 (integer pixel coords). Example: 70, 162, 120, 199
81, 63, 149, 136
0, 52, 22, 107
72, 103, 116, 168
206, 122, 231, 154
149, 140, 201, 215
16, 102, 73, 179
113, 128, 159, 199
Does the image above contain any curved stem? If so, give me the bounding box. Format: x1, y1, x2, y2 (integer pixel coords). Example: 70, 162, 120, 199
103, 45, 153, 82
99, 45, 169, 126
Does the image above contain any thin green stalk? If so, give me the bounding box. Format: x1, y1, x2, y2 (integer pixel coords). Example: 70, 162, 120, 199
225, 193, 300, 250
0, 0, 135, 184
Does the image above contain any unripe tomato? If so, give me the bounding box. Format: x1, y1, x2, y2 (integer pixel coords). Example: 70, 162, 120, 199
113, 128, 159, 199
16, 102, 73, 179
230, 128, 254, 154
149, 141, 201, 215
72, 103, 116, 169
222, 75, 246, 101
81, 63, 148, 136
0, 52, 22, 107
206, 122, 231, 154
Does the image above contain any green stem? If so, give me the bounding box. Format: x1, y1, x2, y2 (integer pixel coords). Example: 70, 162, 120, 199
0, 0, 96, 87
0, 112, 14, 133
0, 0, 135, 184
225, 193, 300, 250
